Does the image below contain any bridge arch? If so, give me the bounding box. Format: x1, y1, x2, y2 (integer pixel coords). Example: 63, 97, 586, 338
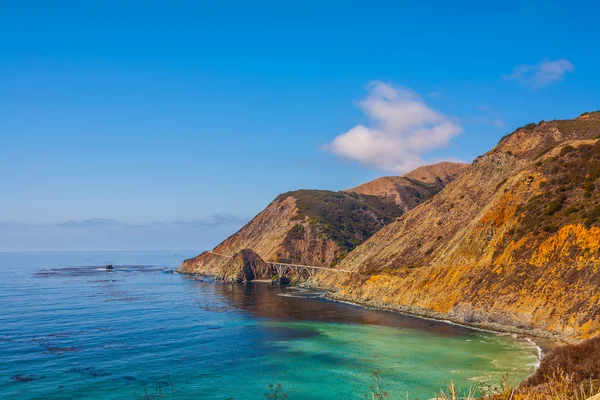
299, 268, 312, 279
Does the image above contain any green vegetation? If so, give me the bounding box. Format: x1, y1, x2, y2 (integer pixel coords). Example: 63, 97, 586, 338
403, 176, 447, 197
276, 190, 403, 252
556, 118, 600, 139
516, 141, 600, 236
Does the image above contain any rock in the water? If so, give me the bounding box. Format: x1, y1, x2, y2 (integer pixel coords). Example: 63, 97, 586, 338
11, 375, 34, 382
275, 276, 291, 285
220, 249, 274, 282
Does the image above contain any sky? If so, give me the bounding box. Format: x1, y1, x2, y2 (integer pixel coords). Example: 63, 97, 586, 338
1, 0, 599, 251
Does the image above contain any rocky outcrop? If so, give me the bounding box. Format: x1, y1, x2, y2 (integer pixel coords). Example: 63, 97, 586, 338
179, 196, 310, 274
313, 112, 600, 339
217, 249, 274, 282
178, 195, 350, 275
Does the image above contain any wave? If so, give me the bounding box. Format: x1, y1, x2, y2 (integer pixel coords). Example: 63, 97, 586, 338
278, 287, 326, 299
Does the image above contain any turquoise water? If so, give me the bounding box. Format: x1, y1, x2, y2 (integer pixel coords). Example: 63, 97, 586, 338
0, 251, 540, 399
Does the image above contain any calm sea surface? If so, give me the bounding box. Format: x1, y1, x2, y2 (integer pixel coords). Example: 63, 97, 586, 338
0, 251, 540, 399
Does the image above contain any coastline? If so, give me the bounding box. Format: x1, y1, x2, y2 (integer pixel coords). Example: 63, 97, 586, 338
319, 290, 565, 351
317, 290, 554, 361
181, 271, 562, 356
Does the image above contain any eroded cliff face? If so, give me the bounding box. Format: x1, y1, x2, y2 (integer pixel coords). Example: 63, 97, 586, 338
178, 190, 403, 276
178, 196, 343, 275
314, 113, 600, 339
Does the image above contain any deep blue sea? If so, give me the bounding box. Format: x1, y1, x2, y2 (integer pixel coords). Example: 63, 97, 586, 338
0, 251, 541, 399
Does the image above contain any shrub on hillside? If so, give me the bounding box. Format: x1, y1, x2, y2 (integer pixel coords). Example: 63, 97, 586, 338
522, 335, 600, 388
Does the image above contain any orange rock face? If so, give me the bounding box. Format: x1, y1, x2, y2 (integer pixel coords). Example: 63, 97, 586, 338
180, 111, 600, 339
315, 113, 600, 339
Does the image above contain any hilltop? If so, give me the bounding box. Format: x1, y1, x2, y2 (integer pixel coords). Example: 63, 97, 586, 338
346, 162, 468, 211
177, 162, 466, 278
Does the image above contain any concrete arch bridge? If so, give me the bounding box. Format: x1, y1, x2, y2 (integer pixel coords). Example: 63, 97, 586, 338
269, 262, 350, 279
207, 251, 349, 279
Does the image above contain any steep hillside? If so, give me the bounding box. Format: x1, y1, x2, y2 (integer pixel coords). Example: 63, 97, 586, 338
346, 162, 468, 211
315, 111, 600, 339
523, 335, 600, 388
178, 163, 465, 277
178, 190, 403, 275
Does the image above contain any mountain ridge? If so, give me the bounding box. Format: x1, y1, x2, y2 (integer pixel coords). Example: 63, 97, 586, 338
345, 162, 469, 211
179, 111, 600, 340
178, 162, 466, 276
313, 111, 600, 339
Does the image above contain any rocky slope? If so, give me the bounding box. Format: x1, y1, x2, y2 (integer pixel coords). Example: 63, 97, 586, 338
347, 162, 468, 211
523, 335, 600, 388
314, 111, 600, 339
178, 163, 465, 278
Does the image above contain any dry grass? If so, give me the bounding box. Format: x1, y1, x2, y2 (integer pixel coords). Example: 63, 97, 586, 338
434, 371, 600, 400
523, 336, 600, 388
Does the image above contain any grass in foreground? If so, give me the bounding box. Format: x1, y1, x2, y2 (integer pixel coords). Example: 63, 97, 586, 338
136, 369, 600, 400
435, 370, 600, 400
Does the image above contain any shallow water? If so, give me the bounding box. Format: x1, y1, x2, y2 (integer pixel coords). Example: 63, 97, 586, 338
0, 251, 540, 399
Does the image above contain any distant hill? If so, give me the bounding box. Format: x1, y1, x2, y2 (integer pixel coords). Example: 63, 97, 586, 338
346, 162, 468, 211
177, 162, 465, 277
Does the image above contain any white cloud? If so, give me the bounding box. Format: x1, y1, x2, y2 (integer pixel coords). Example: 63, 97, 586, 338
324, 81, 462, 173
503, 59, 574, 88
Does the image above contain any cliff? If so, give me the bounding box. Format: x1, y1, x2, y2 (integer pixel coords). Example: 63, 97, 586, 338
314, 111, 600, 339
178, 191, 402, 276
178, 163, 465, 277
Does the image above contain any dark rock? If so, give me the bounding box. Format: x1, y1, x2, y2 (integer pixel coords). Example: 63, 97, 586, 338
221, 249, 275, 282
276, 276, 291, 285
45, 346, 82, 354
11, 375, 34, 382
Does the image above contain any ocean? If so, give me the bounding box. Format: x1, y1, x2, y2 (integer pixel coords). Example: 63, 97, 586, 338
0, 251, 540, 399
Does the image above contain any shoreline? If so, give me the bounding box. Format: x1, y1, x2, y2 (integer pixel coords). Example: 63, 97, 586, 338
182, 271, 563, 357
316, 290, 552, 360
318, 290, 565, 353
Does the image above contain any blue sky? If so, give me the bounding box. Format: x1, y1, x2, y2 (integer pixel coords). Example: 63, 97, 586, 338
1, 0, 599, 251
